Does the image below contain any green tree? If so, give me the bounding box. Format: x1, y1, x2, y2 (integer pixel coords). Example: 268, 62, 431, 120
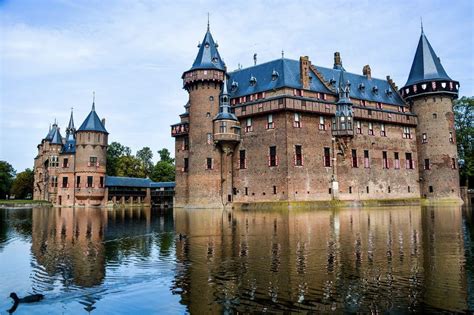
0, 161, 16, 199
107, 142, 131, 176
136, 147, 154, 177
116, 155, 146, 178
10, 168, 34, 199
158, 148, 174, 164
454, 96, 474, 188
151, 148, 175, 182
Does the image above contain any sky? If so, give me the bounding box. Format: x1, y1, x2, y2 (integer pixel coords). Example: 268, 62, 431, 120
0, 0, 473, 173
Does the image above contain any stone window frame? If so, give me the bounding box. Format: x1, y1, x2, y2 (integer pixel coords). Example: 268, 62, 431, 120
293, 112, 302, 128
266, 114, 274, 129
319, 116, 325, 131
368, 122, 374, 136
382, 151, 389, 169
239, 150, 247, 169
294, 145, 303, 166
394, 152, 400, 169
380, 123, 386, 137
206, 158, 214, 170
424, 158, 431, 170
351, 149, 358, 168
268, 146, 278, 167
364, 150, 370, 168
323, 147, 331, 167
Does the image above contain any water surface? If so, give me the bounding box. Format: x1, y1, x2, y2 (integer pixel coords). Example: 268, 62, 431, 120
0, 206, 472, 314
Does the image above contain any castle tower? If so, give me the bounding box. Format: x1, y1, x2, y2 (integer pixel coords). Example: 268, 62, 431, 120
176, 23, 226, 208
75, 98, 108, 206
400, 28, 460, 201
57, 109, 77, 206
213, 76, 241, 206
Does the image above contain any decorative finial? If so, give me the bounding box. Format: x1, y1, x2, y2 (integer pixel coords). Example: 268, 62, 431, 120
420, 17, 424, 34
92, 91, 96, 111
253, 53, 257, 66
281, 50, 284, 59
207, 12, 210, 31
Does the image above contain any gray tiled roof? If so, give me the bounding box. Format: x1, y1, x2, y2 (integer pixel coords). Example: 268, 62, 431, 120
404, 31, 452, 86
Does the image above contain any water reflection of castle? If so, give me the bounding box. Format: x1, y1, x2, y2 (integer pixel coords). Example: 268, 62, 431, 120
30, 208, 172, 289
173, 207, 469, 313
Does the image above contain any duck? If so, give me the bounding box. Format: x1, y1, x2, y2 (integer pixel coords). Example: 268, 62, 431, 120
9, 292, 44, 303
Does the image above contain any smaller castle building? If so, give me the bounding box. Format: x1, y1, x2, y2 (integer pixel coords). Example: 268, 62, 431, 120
33, 100, 175, 207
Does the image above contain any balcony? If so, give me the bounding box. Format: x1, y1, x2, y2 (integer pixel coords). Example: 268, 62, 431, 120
75, 188, 106, 199
171, 123, 189, 137
213, 133, 241, 142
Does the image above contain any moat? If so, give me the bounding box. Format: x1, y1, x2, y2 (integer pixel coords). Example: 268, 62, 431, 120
0, 206, 473, 314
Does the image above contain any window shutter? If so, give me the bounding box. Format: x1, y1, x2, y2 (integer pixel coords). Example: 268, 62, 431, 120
293, 154, 296, 166
267, 155, 270, 167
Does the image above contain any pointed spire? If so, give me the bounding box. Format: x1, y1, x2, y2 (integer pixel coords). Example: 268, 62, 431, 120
214, 75, 237, 121
404, 28, 452, 86
420, 17, 424, 34
207, 12, 210, 32
337, 69, 351, 103
187, 23, 225, 72
92, 91, 96, 111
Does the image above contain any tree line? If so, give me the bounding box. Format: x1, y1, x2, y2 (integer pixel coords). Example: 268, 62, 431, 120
0, 143, 175, 200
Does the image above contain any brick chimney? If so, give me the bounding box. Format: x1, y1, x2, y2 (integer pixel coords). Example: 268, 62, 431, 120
363, 65, 371, 79
334, 52, 342, 68
101, 118, 106, 127
299, 56, 310, 89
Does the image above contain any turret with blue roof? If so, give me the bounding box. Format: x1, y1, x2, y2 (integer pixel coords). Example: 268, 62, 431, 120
401, 25, 459, 100
78, 96, 108, 134
214, 76, 238, 121
63, 109, 76, 153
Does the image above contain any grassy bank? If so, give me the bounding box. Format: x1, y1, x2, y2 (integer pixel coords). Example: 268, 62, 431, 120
0, 200, 52, 207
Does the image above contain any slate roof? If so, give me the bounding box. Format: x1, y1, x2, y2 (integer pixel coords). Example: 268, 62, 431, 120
227, 58, 406, 106
50, 125, 63, 145
78, 103, 108, 133
62, 133, 76, 153
404, 31, 452, 86
187, 28, 225, 72
215, 77, 238, 121
105, 176, 175, 189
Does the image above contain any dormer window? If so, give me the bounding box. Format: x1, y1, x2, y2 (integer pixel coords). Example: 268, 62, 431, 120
205, 43, 210, 48
271, 70, 279, 81
358, 83, 365, 91
372, 86, 378, 94
329, 78, 336, 85
211, 57, 218, 64
249, 76, 257, 86
231, 80, 239, 91
386, 89, 393, 96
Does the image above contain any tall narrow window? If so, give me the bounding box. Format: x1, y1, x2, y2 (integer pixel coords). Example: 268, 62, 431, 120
351, 149, 358, 168
405, 152, 414, 169
452, 158, 457, 169
368, 122, 374, 135
356, 121, 362, 134
295, 145, 303, 166
206, 158, 213, 170
245, 118, 253, 132
266, 114, 274, 129
380, 123, 386, 137
87, 176, 93, 188
62, 177, 68, 188
319, 116, 325, 130
422, 133, 427, 143
63, 158, 69, 168
273, 186, 277, 194
51, 176, 58, 188
219, 121, 227, 133
99, 176, 104, 188
76, 176, 81, 188
89, 156, 98, 167
394, 152, 400, 169
382, 151, 389, 169
324, 147, 331, 167
269, 146, 278, 167
245, 187, 248, 196
424, 158, 430, 170
183, 158, 189, 172
449, 132, 454, 143
183, 136, 189, 150
293, 113, 301, 128
403, 126, 411, 139
364, 150, 370, 168
207, 133, 212, 144
239, 150, 246, 169
376, 102, 382, 109
429, 186, 434, 193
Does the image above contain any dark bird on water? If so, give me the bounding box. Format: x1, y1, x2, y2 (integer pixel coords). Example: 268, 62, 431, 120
9, 292, 44, 303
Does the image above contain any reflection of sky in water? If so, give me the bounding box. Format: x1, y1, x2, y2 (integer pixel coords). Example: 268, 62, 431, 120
0, 206, 472, 314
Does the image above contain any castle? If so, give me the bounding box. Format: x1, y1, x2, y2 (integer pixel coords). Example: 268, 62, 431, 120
172, 24, 461, 208
33, 101, 174, 207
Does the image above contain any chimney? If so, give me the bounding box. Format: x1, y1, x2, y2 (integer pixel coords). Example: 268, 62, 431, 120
386, 75, 398, 91
299, 56, 311, 89
334, 52, 342, 68
101, 118, 106, 127
363, 65, 371, 79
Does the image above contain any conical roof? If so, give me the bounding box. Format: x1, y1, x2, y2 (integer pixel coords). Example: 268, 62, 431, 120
50, 125, 63, 145
189, 27, 225, 72
404, 31, 451, 86
214, 76, 237, 121
78, 102, 108, 133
